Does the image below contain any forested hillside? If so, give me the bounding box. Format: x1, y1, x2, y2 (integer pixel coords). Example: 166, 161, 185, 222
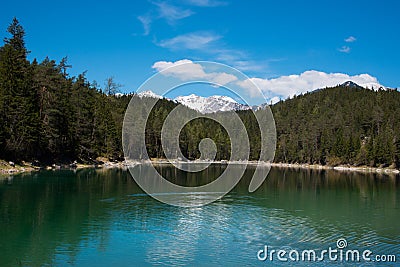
1, 18, 399, 167
0, 18, 129, 163
272, 86, 400, 167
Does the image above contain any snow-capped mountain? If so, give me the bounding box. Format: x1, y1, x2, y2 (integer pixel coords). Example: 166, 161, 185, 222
135, 90, 250, 113
341, 81, 364, 89
174, 94, 250, 113
342, 81, 386, 90
135, 80, 389, 113
137, 90, 163, 99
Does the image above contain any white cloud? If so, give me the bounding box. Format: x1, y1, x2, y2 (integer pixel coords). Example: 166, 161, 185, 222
345, 36, 357, 43
182, 0, 227, 7
157, 32, 221, 50
269, 96, 281, 105
339, 46, 351, 53
152, 59, 237, 85
338, 36, 356, 53
153, 59, 207, 80
211, 72, 238, 85
153, 1, 194, 24
137, 1, 194, 35
214, 49, 267, 72
137, 15, 152, 35
237, 70, 384, 100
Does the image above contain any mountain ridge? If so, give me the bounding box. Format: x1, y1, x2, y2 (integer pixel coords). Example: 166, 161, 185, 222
135, 81, 389, 113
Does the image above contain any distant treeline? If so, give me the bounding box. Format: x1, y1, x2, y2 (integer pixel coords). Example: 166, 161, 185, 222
1, 18, 399, 167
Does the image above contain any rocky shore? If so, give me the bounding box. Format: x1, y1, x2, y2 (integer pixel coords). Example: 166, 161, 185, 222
270, 162, 400, 174
1, 158, 399, 176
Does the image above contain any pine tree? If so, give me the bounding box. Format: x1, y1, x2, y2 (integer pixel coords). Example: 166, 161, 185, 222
0, 18, 39, 159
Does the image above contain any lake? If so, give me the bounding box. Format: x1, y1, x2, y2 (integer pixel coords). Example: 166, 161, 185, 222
0, 165, 399, 266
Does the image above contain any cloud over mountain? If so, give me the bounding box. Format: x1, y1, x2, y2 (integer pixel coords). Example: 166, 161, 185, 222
237, 70, 384, 100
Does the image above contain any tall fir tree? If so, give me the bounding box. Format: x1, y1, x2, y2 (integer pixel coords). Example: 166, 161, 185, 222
0, 18, 39, 159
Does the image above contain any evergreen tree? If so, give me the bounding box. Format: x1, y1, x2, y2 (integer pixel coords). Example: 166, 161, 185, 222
0, 18, 39, 159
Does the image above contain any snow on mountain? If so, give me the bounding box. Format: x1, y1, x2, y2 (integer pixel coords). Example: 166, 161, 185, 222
174, 94, 250, 113
341, 81, 364, 89
360, 82, 386, 90
135, 91, 249, 113
137, 90, 163, 99
341, 81, 386, 90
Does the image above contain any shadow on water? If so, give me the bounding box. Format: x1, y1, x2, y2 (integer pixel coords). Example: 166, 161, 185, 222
0, 166, 398, 266
0, 169, 143, 266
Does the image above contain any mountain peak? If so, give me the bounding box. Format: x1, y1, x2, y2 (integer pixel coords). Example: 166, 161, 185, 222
209, 95, 237, 103
341, 80, 386, 91
174, 94, 250, 113
137, 90, 162, 99
341, 81, 363, 88
135, 90, 250, 113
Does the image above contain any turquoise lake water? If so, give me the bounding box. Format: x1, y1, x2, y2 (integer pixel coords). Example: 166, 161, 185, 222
0, 165, 399, 266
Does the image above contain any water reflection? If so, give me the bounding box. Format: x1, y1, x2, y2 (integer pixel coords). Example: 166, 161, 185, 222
129, 163, 248, 206
0, 166, 398, 266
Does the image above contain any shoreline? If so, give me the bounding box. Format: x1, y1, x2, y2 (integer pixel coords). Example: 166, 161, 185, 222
269, 162, 400, 175
1, 159, 399, 177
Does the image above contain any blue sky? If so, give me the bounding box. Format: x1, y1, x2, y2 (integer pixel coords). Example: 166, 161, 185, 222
1, 0, 399, 102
